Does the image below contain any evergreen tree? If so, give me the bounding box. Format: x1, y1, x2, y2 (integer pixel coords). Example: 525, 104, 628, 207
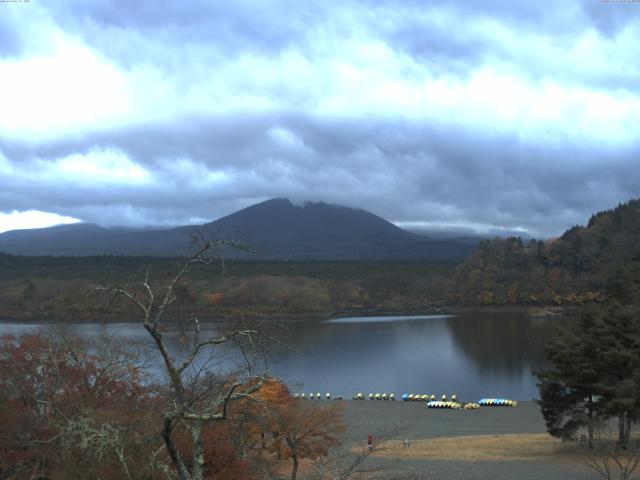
536, 308, 604, 447
596, 255, 640, 444
536, 252, 640, 446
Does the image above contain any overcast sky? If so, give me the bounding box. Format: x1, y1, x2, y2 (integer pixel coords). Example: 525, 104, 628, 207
0, 1, 639, 238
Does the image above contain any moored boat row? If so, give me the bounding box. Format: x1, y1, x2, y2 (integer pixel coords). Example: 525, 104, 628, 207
351, 393, 396, 400
402, 394, 458, 402
293, 392, 342, 400
294, 392, 518, 407
478, 398, 517, 406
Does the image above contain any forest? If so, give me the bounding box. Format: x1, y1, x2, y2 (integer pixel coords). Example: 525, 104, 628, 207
448, 199, 640, 305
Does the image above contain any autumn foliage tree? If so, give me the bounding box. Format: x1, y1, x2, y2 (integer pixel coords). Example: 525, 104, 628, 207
0, 332, 303, 480
247, 381, 344, 480
0, 333, 162, 479
273, 402, 344, 480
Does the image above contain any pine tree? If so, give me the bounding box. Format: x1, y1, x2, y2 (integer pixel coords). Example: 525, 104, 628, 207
536, 308, 604, 447
596, 255, 640, 444
536, 252, 640, 446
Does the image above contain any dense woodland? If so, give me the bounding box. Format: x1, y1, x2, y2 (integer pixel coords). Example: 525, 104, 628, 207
449, 199, 640, 305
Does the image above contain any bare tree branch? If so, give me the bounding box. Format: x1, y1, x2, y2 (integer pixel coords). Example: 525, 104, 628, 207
90, 234, 269, 480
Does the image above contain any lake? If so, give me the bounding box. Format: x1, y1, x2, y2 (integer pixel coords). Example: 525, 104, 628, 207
0, 310, 561, 401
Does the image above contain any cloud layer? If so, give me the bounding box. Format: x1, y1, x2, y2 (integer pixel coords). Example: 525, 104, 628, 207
1, 1, 639, 237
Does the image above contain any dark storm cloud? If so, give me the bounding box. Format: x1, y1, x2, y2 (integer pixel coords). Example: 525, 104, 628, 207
37, 0, 637, 78
2, 109, 639, 236
0, 0, 639, 236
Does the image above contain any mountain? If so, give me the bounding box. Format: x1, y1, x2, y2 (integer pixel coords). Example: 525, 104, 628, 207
448, 198, 640, 304
209, 198, 411, 242
0, 199, 476, 260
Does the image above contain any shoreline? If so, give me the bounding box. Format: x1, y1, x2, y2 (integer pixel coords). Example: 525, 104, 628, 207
0, 304, 570, 324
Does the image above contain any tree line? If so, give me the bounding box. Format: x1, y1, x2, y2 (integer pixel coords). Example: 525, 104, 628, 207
0, 254, 454, 322
449, 199, 640, 305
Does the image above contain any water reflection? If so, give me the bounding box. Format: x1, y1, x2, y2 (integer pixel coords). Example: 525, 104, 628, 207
0, 311, 564, 400
270, 312, 564, 400
444, 311, 557, 378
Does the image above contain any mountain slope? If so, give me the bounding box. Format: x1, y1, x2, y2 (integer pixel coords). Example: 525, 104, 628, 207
0, 199, 476, 260
207, 198, 413, 242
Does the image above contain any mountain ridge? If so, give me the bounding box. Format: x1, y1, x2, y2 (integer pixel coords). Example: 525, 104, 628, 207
0, 199, 475, 260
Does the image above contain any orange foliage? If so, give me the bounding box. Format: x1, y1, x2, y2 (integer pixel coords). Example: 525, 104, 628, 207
207, 292, 225, 305
0, 334, 346, 480
0, 334, 158, 479
256, 378, 293, 405
173, 423, 255, 480
202, 424, 253, 480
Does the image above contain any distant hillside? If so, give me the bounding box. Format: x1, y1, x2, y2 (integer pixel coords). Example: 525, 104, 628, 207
0, 199, 476, 261
447, 199, 640, 305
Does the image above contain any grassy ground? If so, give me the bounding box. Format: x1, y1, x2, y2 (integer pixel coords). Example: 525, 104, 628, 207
333, 400, 638, 480
377, 433, 572, 462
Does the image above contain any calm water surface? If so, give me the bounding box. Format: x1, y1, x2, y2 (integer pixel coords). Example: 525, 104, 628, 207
0, 311, 561, 401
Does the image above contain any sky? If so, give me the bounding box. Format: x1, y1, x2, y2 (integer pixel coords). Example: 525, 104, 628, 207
0, 1, 639, 238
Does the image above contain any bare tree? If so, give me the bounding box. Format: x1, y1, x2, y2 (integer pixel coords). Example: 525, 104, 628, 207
583, 430, 640, 480
94, 238, 271, 480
